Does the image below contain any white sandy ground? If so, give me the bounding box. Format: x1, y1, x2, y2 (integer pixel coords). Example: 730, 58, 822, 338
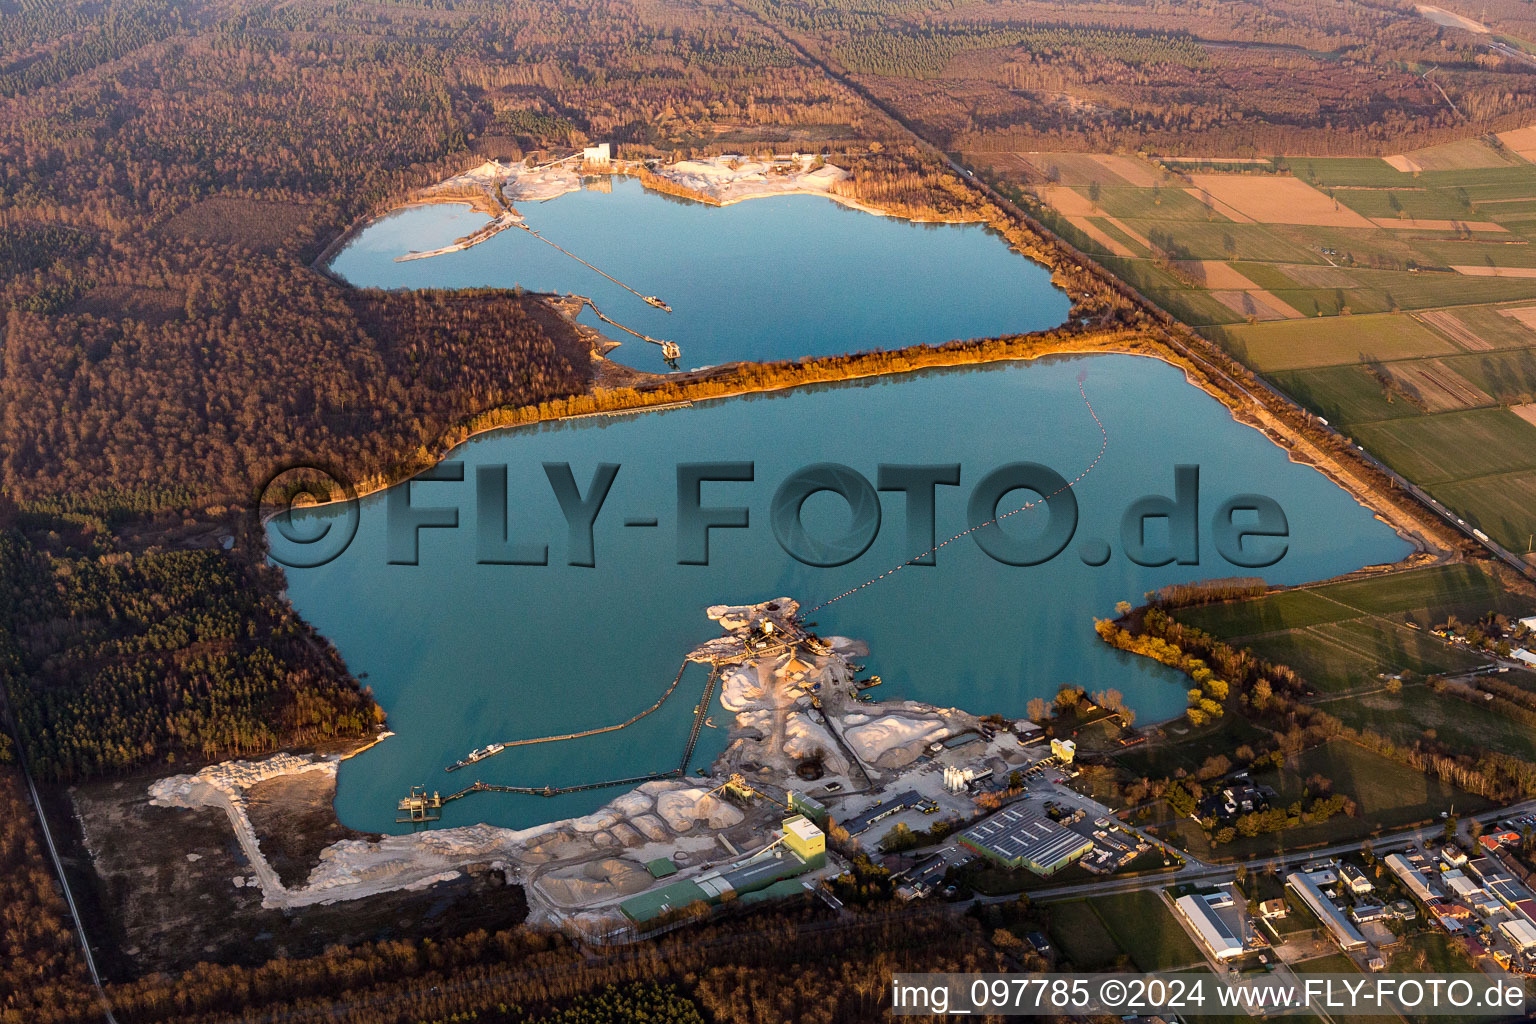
844, 713, 951, 767
145, 596, 995, 929
654, 155, 851, 205
148, 754, 750, 913
395, 155, 867, 263
1416, 4, 1488, 32
430, 155, 852, 211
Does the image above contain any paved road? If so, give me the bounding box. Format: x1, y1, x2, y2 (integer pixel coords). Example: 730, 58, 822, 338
9, 737, 118, 1022
968, 792, 1536, 907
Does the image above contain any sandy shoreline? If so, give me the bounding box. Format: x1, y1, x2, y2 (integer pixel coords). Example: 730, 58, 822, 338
347, 153, 981, 269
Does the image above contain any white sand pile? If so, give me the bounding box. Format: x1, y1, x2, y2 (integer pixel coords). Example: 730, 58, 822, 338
783, 713, 849, 773
307, 823, 517, 891
845, 715, 950, 765
572, 807, 625, 833
609, 789, 654, 817
631, 814, 670, 841
608, 823, 644, 847
719, 665, 766, 712
504, 163, 582, 202
537, 857, 653, 905
655, 788, 745, 832
522, 829, 585, 864
652, 157, 850, 205
149, 752, 334, 806
706, 598, 799, 632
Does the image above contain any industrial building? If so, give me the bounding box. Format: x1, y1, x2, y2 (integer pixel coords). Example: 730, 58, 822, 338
1384, 852, 1443, 905
1286, 871, 1368, 951
781, 814, 825, 863
842, 791, 922, 836
958, 806, 1094, 875
619, 815, 825, 925
1500, 918, 1536, 955
1173, 893, 1244, 960
787, 790, 828, 825
942, 763, 992, 793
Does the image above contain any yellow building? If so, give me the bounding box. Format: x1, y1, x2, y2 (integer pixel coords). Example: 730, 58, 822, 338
1051, 738, 1076, 763
781, 814, 825, 864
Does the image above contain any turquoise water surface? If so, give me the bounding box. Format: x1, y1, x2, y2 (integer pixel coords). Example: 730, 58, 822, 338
274, 356, 1412, 834
328, 178, 1074, 370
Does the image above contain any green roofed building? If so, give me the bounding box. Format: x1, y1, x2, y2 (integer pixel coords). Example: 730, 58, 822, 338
619, 878, 710, 924
620, 816, 828, 925
788, 790, 828, 825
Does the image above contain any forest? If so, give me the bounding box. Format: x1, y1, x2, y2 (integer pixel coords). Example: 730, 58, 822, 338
0, 511, 379, 782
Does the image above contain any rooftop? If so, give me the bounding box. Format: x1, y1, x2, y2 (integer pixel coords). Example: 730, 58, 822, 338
959, 806, 1093, 869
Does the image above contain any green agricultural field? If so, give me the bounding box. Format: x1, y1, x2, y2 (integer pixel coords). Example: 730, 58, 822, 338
1263, 287, 1393, 318
1415, 302, 1536, 354
1334, 189, 1477, 222
1151, 289, 1259, 327
1122, 220, 1321, 264
1176, 588, 1355, 637
1179, 564, 1527, 635
1433, 471, 1536, 554
1174, 564, 1532, 690
1235, 619, 1485, 692
1320, 562, 1525, 620
1412, 239, 1536, 269
1226, 261, 1305, 290
1485, 198, 1536, 216
1293, 157, 1414, 188
1267, 364, 1419, 426
1085, 217, 1151, 257
1349, 408, 1536, 485
1207, 312, 1457, 372
1333, 269, 1536, 310
1088, 185, 1220, 221
1088, 891, 1204, 971
1262, 223, 1435, 269
1438, 349, 1536, 404
1046, 899, 1124, 970
1330, 687, 1536, 763
1267, 741, 1489, 830
1418, 164, 1536, 201
1009, 152, 1140, 187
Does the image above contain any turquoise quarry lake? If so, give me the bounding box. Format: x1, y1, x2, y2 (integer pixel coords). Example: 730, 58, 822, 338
327, 178, 1074, 369
275, 356, 1412, 834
